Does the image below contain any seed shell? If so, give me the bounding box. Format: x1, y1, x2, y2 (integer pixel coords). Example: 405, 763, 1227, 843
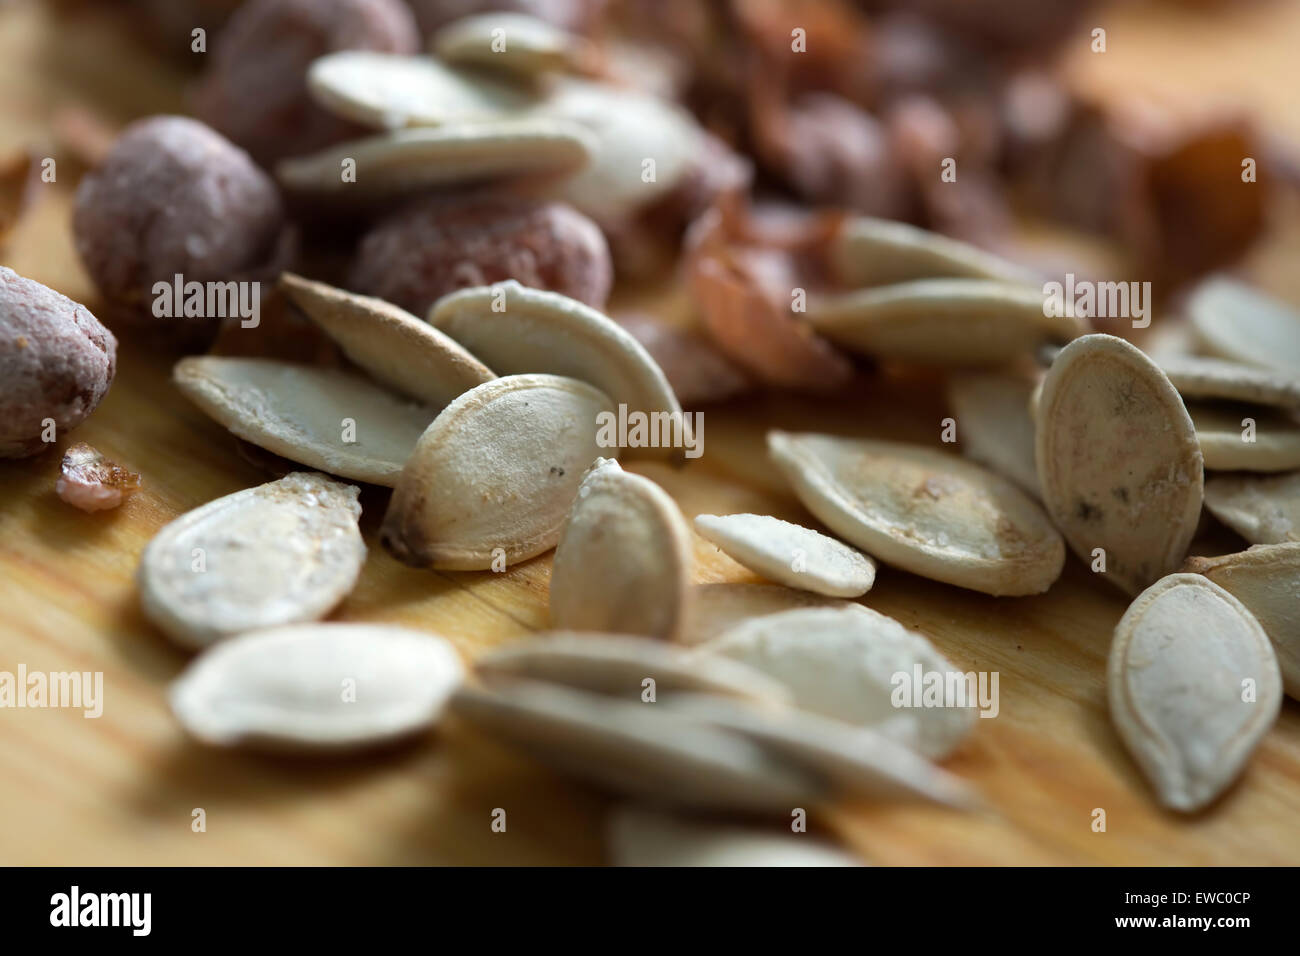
829, 216, 1034, 288
693, 513, 876, 598
1157, 353, 1300, 410
1185, 402, 1300, 472
946, 372, 1041, 497
140, 472, 366, 649
432, 13, 582, 77
768, 431, 1064, 596
1035, 334, 1204, 595
381, 373, 614, 570
680, 582, 864, 647
549, 459, 693, 640
1108, 573, 1281, 812
171, 622, 465, 751
1187, 277, 1300, 375
1204, 472, 1300, 543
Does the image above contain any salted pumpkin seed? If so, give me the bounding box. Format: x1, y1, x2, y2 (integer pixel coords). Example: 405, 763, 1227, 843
549, 459, 693, 639
381, 374, 614, 570
1157, 353, 1300, 409
1036, 334, 1203, 595
829, 216, 1034, 288
1108, 573, 1281, 811
697, 606, 975, 760
693, 513, 876, 598
680, 582, 865, 647
805, 279, 1083, 366
174, 357, 437, 487
307, 50, 530, 128
431, 281, 686, 459
276, 121, 591, 198
1184, 543, 1300, 699
663, 694, 975, 808
1204, 472, 1300, 543
475, 632, 790, 706
768, 431, 1063, 595
280, 273, 494, 407
432, 13, 584, 77
170, 623, 465, 751
450, 680, 824, 812
1185, 402, 1300, 472
945, 372, 1041, 497
139, 473, 365, 649
607, 804, 863, 867
1187, 276, 1300, 375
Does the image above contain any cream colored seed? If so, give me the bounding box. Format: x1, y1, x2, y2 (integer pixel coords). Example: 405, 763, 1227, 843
1204, 472, 1300, 543
693, 513, 876, 598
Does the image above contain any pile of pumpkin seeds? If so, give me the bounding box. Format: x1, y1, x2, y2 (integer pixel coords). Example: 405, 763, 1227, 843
112, 11, 1300, 862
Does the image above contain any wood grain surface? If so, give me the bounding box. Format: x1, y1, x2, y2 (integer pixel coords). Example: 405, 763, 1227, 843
1, 0, 1298, 865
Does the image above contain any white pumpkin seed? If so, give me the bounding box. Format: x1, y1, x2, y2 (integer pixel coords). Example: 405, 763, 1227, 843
381, 374, 614, 570
432, 13, 584, 77
945, 371, 1042, 497
768, 431, 1063, 595
139, 473, 366, 649
663, 693, 976, 808
1108, 573, 1281, 811
1204, 472, 1300, 543
280, 273, 495, 407
170, 622, 465, 751
549, 459, 693, 639
1157, 353, 1300, 409
680, 582, 864, 647
1187, 276, 1300, 375
276, 121, 591, 198
475, 632, 791, 706
1184, 544, 1300, 699
1186, 402, 1300, 472
430, 281, 686, 459
307, 50, 530, 128
805, 279, 1084, 366
607, 805, 863, 867
693, 513, 876, 598
450, 680, 824, 812
829, 216, 1034, 288
1035, 334, 1203, 595
174, 357, 437, 487
696, 606, 975, 760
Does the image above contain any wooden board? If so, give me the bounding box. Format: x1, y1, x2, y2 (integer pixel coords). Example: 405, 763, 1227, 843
1, 0, 1298, 865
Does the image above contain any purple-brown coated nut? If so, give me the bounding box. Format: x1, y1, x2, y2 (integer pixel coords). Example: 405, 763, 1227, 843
194, 0, 419, 166
0, 267, 117, 458
349, 194, 614, 315
73, 116, 285, 313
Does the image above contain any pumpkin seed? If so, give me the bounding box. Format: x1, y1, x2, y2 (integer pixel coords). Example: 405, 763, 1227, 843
432, 13, 583, 77
174, 356, 437, 487
276, 121, 591, 198
1035, 334, 1203, 595
663, 693, 976, 807
139, 473, 366, 649
680, 582, 864, 647
449, 680, 824, 812
693, 513, 876, 598
1204, 472, 1300, 543
279, 273, 494, 407
805, 279, 1083, 366
1185, 401, 1300, 472
1157, 353, 1300, 410
430, 280, 686, 459
1108, 573, 1281, 811
307, 50, 529, 128
768, 431, 1063, 595
696, 606, 975, 760
1184, 543, 1300, 699
829, 216, 1034, 288
945, 371, 1042, 497
1187, 276, 1300, 375
381, 373, 614, 570
607, 804, 863, 867
475, 632, 791, 706
170, 622, 465, 751
549, 459, 693, 639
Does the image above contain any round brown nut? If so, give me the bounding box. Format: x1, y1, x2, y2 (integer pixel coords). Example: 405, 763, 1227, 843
0, 267, 117, 458
349, 194, 613, 315
73, 116, 286, 314
194, 0, 419, 166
